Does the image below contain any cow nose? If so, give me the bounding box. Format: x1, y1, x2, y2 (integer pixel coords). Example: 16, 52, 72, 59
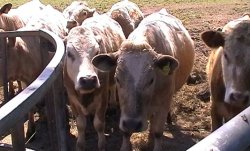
229, 92, 249, 105
79, 75, 97, 89
122, 119, 142, 132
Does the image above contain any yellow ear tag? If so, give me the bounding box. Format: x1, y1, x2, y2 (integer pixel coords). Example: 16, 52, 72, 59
162, 63, 170, 75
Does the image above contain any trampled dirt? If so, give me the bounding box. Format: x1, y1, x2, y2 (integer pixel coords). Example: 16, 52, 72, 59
1, 1, 250, 151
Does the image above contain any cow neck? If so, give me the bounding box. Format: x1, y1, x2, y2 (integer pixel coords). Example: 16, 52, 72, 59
78, 92, 95, 108
64, 56, 96, 108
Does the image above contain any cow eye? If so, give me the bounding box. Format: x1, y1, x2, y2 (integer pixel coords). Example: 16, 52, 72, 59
116, 77, 120, 85
146, 78, 154, 87
67, 51, 75, 61
223, 52, 229, 62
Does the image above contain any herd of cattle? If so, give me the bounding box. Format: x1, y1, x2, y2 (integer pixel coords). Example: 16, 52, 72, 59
0, 0, 250, 150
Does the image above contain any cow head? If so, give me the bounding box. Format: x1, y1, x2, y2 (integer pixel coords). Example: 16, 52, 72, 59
92, 41, 179, 132
63, 1, 96, 31
202, 20, 250, 108
65, 26, 101, 94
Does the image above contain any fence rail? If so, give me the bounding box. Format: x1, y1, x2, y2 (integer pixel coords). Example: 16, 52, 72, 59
0, 29, 67, 151
188, 106, 250, 151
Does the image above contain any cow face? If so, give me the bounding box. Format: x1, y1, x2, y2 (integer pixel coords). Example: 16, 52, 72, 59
202, 20, 250, 108
65, 27, 101, 94
63, 1, 95, 31
92, 41, 179, 133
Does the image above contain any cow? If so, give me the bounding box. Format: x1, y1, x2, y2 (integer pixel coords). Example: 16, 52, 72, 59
8, 0, 45, 25
0, 3, 24, 32
201, 14, 250, 131
63, 14, 125, 151
92, 9, 195, 151
63, 1, 96, 32
0, 4, 67, 139
106, 0, 144, 38
0, 3, 25, 97
1, 1, 46, 97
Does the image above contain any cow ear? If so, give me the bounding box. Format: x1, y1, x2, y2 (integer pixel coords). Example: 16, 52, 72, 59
95, 35, 102, 45
92, 52, 119, 72
66, 20, 77, 31
201, 30, 225, 48
87, 8, 96, 17
155, 54, 179, 75
0, 3, 12, 14
81, 10, 87, 16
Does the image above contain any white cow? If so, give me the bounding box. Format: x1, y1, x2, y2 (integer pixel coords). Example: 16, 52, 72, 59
63, 1, 96, 31
64, 14, 125, 150
106, 0, 144, 38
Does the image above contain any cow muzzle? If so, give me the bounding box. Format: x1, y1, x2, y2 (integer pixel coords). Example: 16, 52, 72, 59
76, 75, 100, 93
120, 118, 144, 132
226, 91, 250, 107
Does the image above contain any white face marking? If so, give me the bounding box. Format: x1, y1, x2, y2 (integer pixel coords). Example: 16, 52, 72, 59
124, 53, 150, 87
224, 86, 234, 104
66, 41, 100, 93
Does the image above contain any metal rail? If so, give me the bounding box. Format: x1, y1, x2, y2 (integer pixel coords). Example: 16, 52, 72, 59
188, 106, 250, 151
0, 29, 67, 151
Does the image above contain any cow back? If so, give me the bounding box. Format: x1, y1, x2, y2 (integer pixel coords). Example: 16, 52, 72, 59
22, 5, 67, 39
82, 14, 126, 54
9, 0, 45, 25
128, 9, 194, 91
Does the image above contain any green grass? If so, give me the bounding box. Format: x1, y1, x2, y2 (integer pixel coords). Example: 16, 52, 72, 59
0, 0, 242, 12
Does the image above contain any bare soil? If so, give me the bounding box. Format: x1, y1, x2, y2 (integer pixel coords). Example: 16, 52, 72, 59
1, 1, 250, 151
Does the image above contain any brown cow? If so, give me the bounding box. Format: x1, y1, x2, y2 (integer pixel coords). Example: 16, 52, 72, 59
64, 14, 125, 151
0, 5, 67, 139
0, 3, 25, 97
0, 3, 25, 32
106, 0, 144, 38
1, 0, 46, 96
92, 9, 194, 151
201, 14, 250, 131
63, 1, 96, 32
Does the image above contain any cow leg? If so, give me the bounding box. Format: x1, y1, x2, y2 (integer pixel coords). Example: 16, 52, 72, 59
94, 91, 108, 151
149, 111, 167, 151
26, 112, 35, 140
17, 80, 22, 93
94, 112, 106, 151
166, 112, 172, 125
120, 132, 132, 151
109, 85, 119, 108
211, 101, 223, 131
76, 115, 87, 151
8, 81, 15, 99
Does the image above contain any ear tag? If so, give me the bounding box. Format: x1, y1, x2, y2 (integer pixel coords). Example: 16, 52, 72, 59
162, 63, 170, 75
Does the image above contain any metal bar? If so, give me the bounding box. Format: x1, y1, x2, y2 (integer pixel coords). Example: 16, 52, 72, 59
0, 143, 35, 151
0, 37, 8, 102
11, 119, 25, 151
0, 29, 65, 135
52, 73, 68, 151
188, 106, 250, 151
0, 30, 40, 38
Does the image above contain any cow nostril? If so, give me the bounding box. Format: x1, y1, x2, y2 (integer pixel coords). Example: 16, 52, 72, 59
79, 77, 87, 85
122, 119, 142, 132
89, 76, 97, 83
230, 92, 249, 104
79, 75, 98, 89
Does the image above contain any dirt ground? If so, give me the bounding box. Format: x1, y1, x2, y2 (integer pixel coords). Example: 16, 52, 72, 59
1, 1, 250, 151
